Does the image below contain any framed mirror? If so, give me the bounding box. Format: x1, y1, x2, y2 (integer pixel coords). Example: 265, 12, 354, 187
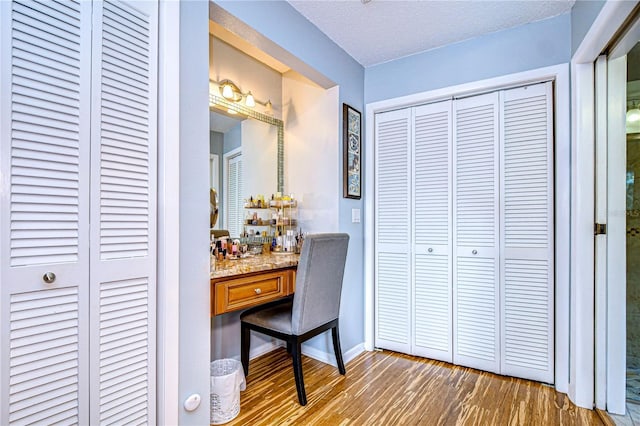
210, 94, 284, 237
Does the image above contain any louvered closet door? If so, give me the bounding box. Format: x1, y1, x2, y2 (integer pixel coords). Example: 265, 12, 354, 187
0, 1, 92, 424
375, 109, 411, 353
412, 101, 452, 361
89, 1, 158, 424
499, 83, 554, 383
226, 153, 243, 238
453, 92, 500, 373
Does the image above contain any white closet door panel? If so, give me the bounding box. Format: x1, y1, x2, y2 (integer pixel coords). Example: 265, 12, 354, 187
8, 287, 80, 425
89, 1, 158, 424
414, 252, 451, 359
1, 1, 91, 423
454, 256, 498, 371
500, 82, 554, 383
412, 101, 452, 361
376, 253, 411, 352
375, 109, 411, 353
453, 93, 500, 373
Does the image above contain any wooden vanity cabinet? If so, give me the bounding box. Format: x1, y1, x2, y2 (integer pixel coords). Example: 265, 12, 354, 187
212, 267, 296, 316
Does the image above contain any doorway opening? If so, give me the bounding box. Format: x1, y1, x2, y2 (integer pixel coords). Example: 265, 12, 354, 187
627, 41, 640, 407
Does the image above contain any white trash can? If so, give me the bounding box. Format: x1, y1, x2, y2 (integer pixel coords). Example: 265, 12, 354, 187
210, 359, 246, 424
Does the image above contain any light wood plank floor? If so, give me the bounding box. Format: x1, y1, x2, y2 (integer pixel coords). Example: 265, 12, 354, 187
224, 348, 603, 425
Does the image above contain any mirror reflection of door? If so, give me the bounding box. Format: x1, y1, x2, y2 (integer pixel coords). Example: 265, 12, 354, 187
210, 110, 278, 238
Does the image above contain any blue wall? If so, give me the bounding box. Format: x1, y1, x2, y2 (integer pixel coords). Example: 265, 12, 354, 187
571, 0, 606, 55
214, 1, 366, 354
365, 13, 572, 104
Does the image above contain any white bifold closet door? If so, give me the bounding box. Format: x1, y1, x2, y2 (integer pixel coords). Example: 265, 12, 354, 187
88, 1, 158, 424
499, 83, 554, 383
374, 108, 412, 354
0, 1, 92, 423
452, 92, 501, 374
0, 1, 158, 424
412, 101, 452, 361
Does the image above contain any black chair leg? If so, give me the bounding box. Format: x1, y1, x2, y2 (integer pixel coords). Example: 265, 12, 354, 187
241, 323, 251, 376
332, 325, 346, 375
291, 339, 307, 406
286, 341, 292, 354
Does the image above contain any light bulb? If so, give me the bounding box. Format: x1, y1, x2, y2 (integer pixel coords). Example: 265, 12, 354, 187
221, 84, 234, 100
245, 92, 255, 107
628, 108, 640, 123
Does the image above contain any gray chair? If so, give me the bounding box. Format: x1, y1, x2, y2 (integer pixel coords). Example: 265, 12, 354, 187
240, 233, 350, 406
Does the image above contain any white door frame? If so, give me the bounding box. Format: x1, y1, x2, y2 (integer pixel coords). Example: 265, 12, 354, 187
156, 0, 180, 424
364, 63, 570, 392
572, 0, 638, 411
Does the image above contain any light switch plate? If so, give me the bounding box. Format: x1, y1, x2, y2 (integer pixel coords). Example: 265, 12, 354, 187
352, 208, 361, 223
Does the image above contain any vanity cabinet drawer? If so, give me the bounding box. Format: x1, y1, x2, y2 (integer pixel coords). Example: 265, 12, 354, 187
212, 268, 295, 316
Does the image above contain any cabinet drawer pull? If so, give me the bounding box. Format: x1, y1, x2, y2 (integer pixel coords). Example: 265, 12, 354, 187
428, 248, 433, 253
254, 288, 262, 294
472, 249, 478, 255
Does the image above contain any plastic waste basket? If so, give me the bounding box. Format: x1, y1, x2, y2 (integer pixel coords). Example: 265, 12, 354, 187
210, 359, 246, 424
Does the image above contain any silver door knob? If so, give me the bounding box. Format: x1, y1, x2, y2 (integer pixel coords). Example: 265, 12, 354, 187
428, 248, 433, 253
43, 272, 56, 283
472, 250, 478, 255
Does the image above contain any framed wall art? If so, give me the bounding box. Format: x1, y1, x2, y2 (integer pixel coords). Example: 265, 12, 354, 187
343, 103, 361, 199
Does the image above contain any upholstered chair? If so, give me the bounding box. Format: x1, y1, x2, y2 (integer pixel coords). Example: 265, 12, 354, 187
240, 233, 350, 406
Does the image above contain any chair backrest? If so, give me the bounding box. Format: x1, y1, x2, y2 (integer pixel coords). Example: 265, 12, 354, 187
291, 233, 349, 335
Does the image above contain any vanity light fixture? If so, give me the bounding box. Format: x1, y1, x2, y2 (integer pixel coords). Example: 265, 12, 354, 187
215, 79, 268, 109
245, 91, 256, 108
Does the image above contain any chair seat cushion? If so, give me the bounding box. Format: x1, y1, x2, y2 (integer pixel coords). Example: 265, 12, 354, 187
241, 301, 293, 334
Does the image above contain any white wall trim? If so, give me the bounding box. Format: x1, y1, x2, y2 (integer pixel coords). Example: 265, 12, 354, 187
606, 55, 627, 415
249, 341, 284, 360
301, 342, 365, 367
237, 341, 365, 368
156, 1, 180, 424
364, 63, 570, 392
573, 1, 639, 64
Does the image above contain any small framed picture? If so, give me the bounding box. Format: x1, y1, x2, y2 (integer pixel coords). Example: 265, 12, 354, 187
343, 103, 361, 199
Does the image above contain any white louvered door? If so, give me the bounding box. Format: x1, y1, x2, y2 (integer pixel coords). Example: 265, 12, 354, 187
0, 1, 158, 424
89, 1, 158, 424
412, 102, 452, 361
374, 87, 554, 383
0, 1, 92, 423
453, 93, 500, 373
226, 153, 243, 238
375, 108, 412, 353
499, 83, 554, 383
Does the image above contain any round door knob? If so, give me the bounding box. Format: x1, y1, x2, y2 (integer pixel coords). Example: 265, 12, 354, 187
472, 250, 478, 255
43, 272, 56, 283
254, 288, 262, 294
428, 248, 433, 253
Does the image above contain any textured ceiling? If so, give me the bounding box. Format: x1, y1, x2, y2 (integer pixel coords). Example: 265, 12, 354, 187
288, 0, 575, 67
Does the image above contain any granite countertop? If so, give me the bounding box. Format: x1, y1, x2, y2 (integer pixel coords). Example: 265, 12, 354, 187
210, 252, 300, 279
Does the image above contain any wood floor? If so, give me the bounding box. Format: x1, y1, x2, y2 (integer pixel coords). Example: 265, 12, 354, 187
224, 347, 603, 425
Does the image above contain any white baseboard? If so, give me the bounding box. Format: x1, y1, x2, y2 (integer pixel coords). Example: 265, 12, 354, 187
227, 340, 284, 362
237, 340, 367, 367
301, 342, 365, 367
250, 340, 284, 360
